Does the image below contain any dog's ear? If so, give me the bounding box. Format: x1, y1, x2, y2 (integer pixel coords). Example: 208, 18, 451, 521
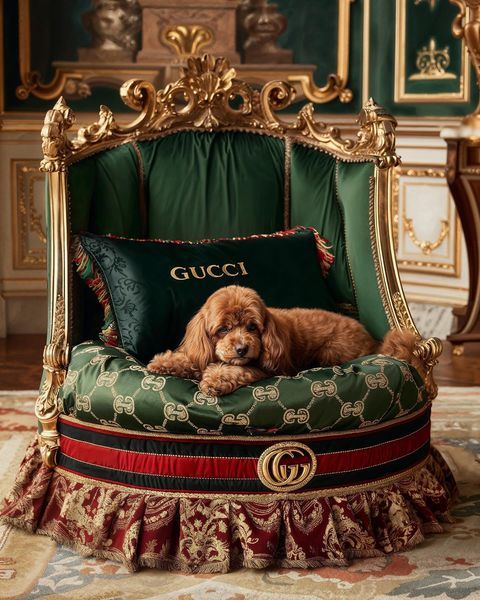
260, 310, 292, 375
179, 309, 215, 371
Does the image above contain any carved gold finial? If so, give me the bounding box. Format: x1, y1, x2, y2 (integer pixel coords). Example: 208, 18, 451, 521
160, 24, 215, 60
354, 98, 399, 167
40, 97, 75, 172
450, 0, 480, 127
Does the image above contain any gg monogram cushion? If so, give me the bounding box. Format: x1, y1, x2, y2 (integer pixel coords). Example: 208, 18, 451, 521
73, 227, 335, 363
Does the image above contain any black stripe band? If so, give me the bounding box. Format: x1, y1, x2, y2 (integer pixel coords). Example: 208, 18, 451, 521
58, 407, 431, 459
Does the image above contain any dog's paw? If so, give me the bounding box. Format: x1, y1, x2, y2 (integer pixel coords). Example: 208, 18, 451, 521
199, 367, 238, 397
147, 352, 171, 374
147, 352, 201, 379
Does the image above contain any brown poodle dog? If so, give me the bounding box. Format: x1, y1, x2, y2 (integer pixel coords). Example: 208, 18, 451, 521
147, 285, 419, 396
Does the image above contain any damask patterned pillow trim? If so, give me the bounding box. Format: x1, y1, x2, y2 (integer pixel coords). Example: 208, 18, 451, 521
72, 237, 119, 346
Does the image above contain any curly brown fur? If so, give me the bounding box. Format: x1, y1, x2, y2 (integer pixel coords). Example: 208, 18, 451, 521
147, 285, 419, 396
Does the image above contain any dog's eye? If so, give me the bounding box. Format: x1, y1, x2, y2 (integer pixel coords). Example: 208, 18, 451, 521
247, 323, 258, 332
217, 326, 229, 335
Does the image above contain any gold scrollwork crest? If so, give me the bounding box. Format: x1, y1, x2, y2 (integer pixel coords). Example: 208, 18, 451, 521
258, 442, 317, 492
39, 54, 399, 173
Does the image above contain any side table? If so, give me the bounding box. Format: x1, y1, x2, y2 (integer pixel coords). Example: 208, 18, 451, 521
442, 134, 480, 354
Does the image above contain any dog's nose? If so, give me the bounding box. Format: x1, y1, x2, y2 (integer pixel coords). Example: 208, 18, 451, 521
236, 345, 249, 357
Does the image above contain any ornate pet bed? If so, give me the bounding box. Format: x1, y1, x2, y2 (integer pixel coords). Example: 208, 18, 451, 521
0, 55, 456, 573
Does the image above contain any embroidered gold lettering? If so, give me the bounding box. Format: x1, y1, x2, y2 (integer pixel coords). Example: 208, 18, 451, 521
238, 261, 248, 275
170, 266, 189, 280
206, 264, 223, 278
222, 263, 239, 276
170, 262, 248, 281
190, 266, 207, 280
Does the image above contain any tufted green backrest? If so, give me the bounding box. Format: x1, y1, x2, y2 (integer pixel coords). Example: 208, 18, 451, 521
68, 130, 389, 340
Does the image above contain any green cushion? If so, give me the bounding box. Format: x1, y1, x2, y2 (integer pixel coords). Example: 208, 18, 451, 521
74, 227, 335, 363
59, 341, 428, 436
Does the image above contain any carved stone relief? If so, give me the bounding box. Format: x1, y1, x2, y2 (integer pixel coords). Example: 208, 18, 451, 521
238, 0, 293, 64
78, 0, 142, 62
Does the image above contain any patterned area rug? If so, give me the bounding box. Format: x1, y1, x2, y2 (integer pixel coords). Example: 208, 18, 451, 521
0, 387, 479, 600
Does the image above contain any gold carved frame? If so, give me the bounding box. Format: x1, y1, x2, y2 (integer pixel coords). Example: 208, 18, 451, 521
37, 54, 442, 468
15, 0, 354, 105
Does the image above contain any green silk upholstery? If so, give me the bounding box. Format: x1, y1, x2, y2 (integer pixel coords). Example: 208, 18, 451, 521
69, 144, 144, 237
139, 132, 285, 239
60, 341, 427, 436
67, 131, 390, 339
336, 162, 390, 339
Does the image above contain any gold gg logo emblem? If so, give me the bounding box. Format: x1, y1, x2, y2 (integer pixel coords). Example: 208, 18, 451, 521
257, 442, 317, 492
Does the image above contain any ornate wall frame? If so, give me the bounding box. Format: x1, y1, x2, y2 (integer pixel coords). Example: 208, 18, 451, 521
14, 0, 355, 105
394, 0, 471, 103
392, 165, 462, 276
10, 159, 47, 269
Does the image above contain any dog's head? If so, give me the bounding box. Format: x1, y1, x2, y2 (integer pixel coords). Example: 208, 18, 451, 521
180, 285, 289, 373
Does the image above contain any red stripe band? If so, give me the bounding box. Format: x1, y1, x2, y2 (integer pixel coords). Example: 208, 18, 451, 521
59, 421, 430, 480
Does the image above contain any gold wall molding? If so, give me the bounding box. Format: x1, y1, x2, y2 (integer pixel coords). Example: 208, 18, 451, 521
286, 0, 354, 104
14, 0, 354, 106
393, 165, 461, 276
409, 37, 456, 80
11, 159, 47, 269
403, 213, 449, 253
402, 278, 468, 291
395, 0, 470, 102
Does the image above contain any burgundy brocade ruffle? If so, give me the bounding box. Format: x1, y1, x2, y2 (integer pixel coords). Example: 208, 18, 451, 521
0, 438, 457, 573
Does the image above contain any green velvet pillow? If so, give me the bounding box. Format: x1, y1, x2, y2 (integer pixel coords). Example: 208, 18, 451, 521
73, 227, 335, 363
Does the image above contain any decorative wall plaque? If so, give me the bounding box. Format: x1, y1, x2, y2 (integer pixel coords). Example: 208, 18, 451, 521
137, 0, 241, 63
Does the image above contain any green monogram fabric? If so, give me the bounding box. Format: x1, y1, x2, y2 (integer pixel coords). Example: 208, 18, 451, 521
74, 228, 335, 363
59, 341, 428, 436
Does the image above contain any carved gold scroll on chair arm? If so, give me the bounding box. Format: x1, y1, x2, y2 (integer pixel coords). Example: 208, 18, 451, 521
35, 295, 68, 468
40, 55, 400, 173
391, 292, 442, 399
